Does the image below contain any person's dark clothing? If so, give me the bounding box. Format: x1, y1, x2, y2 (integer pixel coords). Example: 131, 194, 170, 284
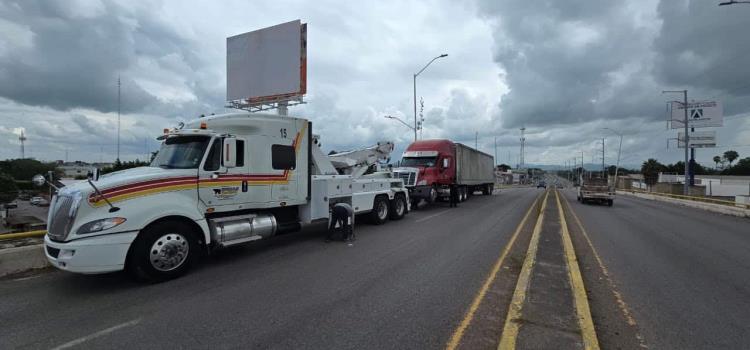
449, 184, 459, 208
326, 202, 354, 242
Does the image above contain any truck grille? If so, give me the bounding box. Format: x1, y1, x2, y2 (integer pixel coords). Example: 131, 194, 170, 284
47, 192, 81, 242
394, 171, 417, 186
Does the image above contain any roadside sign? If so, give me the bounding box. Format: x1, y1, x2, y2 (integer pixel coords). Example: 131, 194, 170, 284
678, 130, 717, 148
670, 101, 723, 129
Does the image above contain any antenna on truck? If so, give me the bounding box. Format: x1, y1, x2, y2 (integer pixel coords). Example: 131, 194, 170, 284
225, 20, 308, 115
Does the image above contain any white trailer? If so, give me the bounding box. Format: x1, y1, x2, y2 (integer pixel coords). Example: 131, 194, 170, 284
41, 112, 409, 281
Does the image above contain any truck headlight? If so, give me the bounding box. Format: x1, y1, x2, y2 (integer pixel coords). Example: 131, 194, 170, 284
417, 180, 427, 186
77, 217, 127, 235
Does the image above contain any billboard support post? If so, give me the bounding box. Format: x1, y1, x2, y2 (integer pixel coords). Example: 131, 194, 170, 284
662, 89, 689, 195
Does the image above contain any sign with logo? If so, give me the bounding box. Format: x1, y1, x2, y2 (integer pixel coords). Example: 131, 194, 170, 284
670, 101, 723, 129
678, 131, 717, 148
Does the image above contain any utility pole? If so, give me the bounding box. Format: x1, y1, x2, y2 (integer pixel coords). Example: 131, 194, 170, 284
601, 137, 606, 177
475, 131, 478, 150
662, 89, 689, 195
494, 136, 497, 166
18, 130, 26, 159
519, 127, 526, 168
117, 75, 121, 163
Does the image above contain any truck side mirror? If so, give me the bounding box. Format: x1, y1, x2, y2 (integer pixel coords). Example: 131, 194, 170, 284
222, 138, 237, 168
88, 168, 100, 181
442, 158, 450, 169
32, 174, 46, 187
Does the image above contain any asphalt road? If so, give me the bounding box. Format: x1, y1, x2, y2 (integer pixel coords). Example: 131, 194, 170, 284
0, 188, 539, 349
561, 189, 750, 349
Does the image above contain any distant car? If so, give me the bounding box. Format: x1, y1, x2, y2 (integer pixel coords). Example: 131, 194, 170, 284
537, 181, 546, 189
5, 200, 18, 208
37, 199, 50, 207
30, 197, 43, 205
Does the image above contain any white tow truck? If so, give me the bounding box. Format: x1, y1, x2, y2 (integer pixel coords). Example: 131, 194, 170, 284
40, 112, 409, 281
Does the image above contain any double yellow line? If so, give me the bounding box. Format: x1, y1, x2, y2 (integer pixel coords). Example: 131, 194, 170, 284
446, 189, 600, 350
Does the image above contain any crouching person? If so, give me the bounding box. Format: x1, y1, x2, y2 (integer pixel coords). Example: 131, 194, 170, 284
326, 202, 354, 242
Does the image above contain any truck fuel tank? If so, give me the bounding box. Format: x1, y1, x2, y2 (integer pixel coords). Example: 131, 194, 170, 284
209, 213, 277, 247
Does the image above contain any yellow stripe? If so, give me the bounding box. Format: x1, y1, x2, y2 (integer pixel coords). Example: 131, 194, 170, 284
445, 191, 542, 350
555, 190, 600, 350
498, 191, 550, 350
91, 183, 196, 207
559, 191, 648, 348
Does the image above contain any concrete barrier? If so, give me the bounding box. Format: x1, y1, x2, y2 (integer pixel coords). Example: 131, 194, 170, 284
0, 244, 49, 278
618, 191, 750, 218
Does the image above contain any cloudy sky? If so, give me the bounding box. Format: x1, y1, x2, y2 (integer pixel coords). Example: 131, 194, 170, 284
1, 0, 749, 169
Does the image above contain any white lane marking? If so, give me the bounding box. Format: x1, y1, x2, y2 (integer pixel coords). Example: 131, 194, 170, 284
414, 210, 450, 223
51, 319, 141, 350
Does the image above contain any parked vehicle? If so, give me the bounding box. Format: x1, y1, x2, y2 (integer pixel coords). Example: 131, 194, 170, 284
393, 139, 495, 206
30, 197, 43, 205
39, 112, 409, 281
577, 176, 614, 206
537, 181, 546, 189
5, 200, 18, 208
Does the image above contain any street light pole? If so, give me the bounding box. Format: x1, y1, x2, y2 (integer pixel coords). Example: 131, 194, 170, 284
384, 115, 416, 131
662, 90, 689, 195
604, 128, 623, 189
413, 54, 447, 142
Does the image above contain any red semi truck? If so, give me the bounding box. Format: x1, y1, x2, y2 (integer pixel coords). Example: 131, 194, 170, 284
393, 139, 495, 207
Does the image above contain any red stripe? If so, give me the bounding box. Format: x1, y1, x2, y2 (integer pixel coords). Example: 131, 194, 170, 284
97, 179, 198, 198
99, 176, 196, 195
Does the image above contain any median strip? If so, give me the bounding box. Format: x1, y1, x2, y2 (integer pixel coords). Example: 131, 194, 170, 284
555, 190, 600, 350
497, 191, 549, 349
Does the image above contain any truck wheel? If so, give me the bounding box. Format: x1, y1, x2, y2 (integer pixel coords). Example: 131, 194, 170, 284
128, 220, 198, 282
607, 199, 613, 207
369, 196, 389, 225
389, 195, 406, 220
428, 186, 438, 204
483, 184, 492, 195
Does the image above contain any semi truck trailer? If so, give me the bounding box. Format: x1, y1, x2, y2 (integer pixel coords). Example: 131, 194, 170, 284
39, 112, 409, 281
393, 139, 495, 206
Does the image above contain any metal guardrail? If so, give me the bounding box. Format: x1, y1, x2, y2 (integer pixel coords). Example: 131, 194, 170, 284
620, 189, 749, 209
0, 230, 46, 240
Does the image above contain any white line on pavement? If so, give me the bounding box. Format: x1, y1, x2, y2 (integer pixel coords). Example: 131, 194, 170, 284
51, 318, 141, 350
414, 210, 450, 223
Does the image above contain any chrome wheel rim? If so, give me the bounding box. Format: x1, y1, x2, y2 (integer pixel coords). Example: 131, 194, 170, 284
150, 233, 189, 272
377, 201, 388, 220
395, 199, 405, 215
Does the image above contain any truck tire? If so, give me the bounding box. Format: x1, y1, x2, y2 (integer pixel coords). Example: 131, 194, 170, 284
128, 220, 199, 282
389, 195, 407, 220
607, 199, 613, 207
369, 196, 389, 225
483, 184, 492, 195
428, 186, 438, 204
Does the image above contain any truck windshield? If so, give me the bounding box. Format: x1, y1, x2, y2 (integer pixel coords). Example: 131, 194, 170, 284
401, 157, 437, 167
151, 136, 211, 169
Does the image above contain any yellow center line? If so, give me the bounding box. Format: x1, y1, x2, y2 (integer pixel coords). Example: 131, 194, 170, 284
444, 191, 543, 350
558, 190, 649, 349
555, 189, 601, 350
497, 191, 550, 350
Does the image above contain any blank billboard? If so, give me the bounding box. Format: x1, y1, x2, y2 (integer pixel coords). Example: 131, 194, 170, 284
227, 20, 307, 102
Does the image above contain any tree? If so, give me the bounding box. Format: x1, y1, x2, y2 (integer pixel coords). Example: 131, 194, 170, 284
723, 150, 739, 167
496, 164, 511, 172
0, 172, 19, 204
0, 158, 58, 182
721, 157, 750, 176
713, 155, 722, 169
641, 158, 666, 190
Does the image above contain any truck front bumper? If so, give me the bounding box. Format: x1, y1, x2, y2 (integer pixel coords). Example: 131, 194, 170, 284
407, 185, 434, 200
44, 231, 138, 274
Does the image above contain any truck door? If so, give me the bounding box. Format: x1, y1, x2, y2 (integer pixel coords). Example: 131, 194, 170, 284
198, 136, 272, 210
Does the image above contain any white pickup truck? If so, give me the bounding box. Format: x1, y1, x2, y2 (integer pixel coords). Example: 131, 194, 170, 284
40, 112, 409, 281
